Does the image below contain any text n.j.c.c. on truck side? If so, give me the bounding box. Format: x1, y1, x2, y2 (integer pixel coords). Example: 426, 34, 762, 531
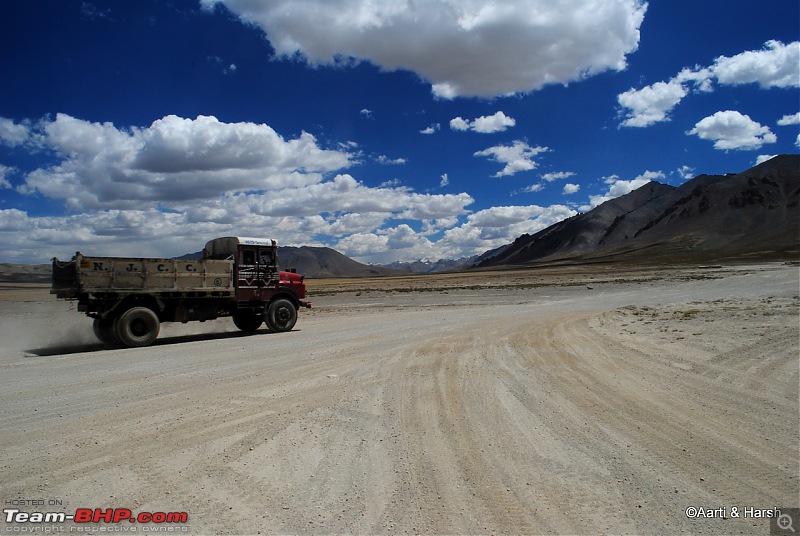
51, 236, 311, 348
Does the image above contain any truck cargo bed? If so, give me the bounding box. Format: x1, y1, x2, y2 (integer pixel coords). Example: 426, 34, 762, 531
51, 254, 235, 298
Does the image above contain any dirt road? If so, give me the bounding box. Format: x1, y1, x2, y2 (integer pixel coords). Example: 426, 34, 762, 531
1, 264, 798, 534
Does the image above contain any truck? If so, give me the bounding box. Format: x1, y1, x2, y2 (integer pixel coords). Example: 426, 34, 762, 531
51, 237, 310, 348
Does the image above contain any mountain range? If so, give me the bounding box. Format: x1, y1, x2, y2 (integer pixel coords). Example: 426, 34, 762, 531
382, 256, 480, 274
477, 154, 799, 267
277, 246, 401, 278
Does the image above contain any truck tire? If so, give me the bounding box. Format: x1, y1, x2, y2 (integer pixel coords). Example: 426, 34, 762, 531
232, 312, 263, 333
267, 298, 297, 332
93, 317, 119, 346
115, 306, 160, 347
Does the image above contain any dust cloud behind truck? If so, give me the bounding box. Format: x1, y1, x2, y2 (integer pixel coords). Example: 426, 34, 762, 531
51, 237, 310, 347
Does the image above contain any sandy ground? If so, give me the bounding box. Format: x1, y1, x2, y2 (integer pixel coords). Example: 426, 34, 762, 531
0, 263, 798, 535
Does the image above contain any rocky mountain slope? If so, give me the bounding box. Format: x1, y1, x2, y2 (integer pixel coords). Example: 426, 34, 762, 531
478, 154, 799, 267
278, 246, 402, 278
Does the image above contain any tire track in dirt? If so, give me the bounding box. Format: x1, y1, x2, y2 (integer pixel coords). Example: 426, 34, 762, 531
384, 337, 540, 534
375, 299, 797, 534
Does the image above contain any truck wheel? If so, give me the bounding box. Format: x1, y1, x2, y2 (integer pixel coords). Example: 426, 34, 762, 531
232, 312, 263, 333
93, 317, 119, 346
267, 298, 297, 332
115, 306, 160, 347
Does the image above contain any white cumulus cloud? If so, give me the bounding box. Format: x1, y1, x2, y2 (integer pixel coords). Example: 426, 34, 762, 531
0, 165, 14, 189
677, 165, 695, 179
326, 203, 578, 264
474, 141, 549, 177
563, 183, 580, 194
442, 204, 576, 249
375, 155, 407, 165
450, 117, 471, 131
618, 40, 799, 127
712, 40, 800, 89
202, 0, 647, 99
541, 171, 575, 182
777, 113, 800, 126
0, 113, 485, 263
755, 154, 778, 165
688, 110, 777, 150
0, 117, 31, 147
522, 183, 544, 193
451, 111, 515, 133
617, 80, 688, 127
16, 113, 353, 210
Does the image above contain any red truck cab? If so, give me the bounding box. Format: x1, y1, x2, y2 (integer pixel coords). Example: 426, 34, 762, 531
203, 236, 310, 309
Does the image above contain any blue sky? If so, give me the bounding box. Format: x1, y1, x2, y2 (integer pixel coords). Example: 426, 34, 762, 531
0, 0, 798, 264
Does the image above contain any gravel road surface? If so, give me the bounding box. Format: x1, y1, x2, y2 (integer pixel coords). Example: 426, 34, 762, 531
1, 263, 798, 534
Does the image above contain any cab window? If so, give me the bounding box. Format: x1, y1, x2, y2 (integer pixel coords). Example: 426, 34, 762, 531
259, 249, 275, 266
241, 249, 256, 265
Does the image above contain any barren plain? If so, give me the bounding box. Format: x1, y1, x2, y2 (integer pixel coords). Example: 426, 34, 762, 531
1, 263, 798, 535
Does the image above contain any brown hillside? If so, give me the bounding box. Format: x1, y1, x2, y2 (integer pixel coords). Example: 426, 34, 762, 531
479, 154, 799, 266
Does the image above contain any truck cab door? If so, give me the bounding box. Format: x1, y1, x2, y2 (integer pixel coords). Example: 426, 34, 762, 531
237, 246, 278, 302
237, 247, 258, 301
257, 247, 279, 289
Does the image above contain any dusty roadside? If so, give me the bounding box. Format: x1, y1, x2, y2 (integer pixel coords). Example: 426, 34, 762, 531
1, 263, 798, 534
